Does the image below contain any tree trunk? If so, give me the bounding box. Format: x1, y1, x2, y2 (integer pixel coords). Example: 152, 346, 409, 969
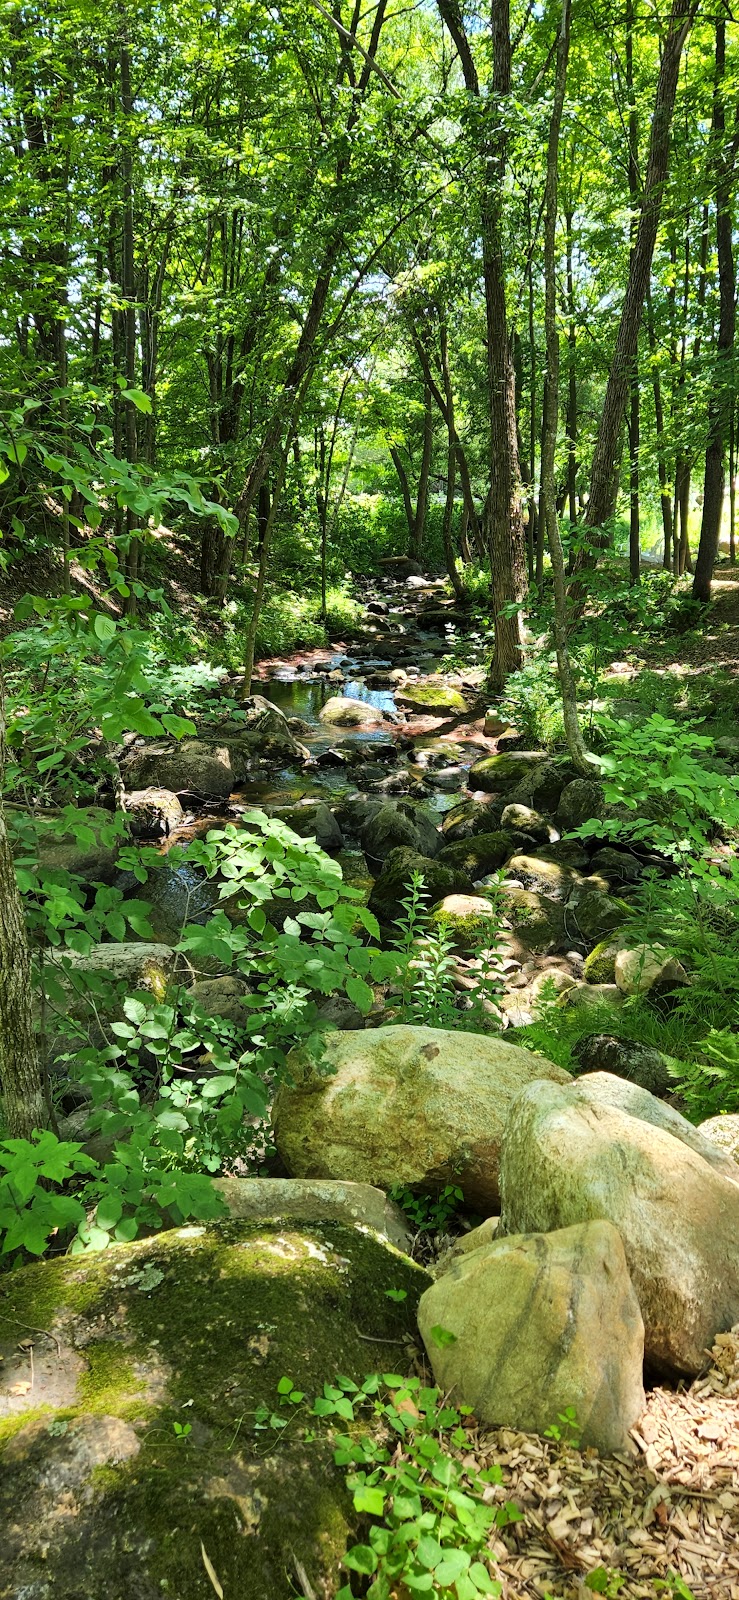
693, 19, 736, 603
119, 34, 140, 617
565, 206, 578, 527
0, 692, 46, 1137
389, 445, 415, 545
584, 0, 694, 535
411, 386, 433, 562
730, 400, 737, 565
646, 286, 673, 566
439, 323, 466, 602
541, 0, 588, 774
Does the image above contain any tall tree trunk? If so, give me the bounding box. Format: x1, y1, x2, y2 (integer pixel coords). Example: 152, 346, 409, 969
119, 32, 140, 617
439, 322, 466, 601
541, 0, 588, 773
411, 386, 433, 562
730, 399, 737, 565
646, 286, 673, 566
584, 0, 694, 535
693, 19, 736, 603
389, 446, 415, 545
565, 205, 578, 527
626, 0, 640, 585
0, 689, 46, 1137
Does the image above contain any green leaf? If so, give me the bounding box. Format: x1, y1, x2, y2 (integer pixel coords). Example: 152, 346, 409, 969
468, 1564, 501, 1595
277, 1376, 294, 1395
161, 713, 197, 739
121, 387, 153, 413
345, 974, 374, 1014
94, 613, 117, 643
353, 1485, 385, 1516
343, 1545, 378, 1576
416, 1534, 443, 1569
434, 1550, 470, 1585
430, 1324, 458, 1348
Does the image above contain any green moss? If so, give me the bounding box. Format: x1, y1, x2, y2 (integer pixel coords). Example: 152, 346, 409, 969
429, 907, 495, 953
0, 1220, 430, 1600
583, 938, 621, 984
436, 832, 512, 877
398, 685, 468, 713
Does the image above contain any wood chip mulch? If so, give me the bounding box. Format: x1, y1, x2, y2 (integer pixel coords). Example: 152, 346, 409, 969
464, 1326, 739, 1599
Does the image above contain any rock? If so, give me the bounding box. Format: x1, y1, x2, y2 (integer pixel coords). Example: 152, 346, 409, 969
419, 1220, 645, 1455
0, 1221, 428, 1599
500, 804, 554, 845
499, 1076, 739, 1373
123, 740, 233, 799
572, 1071, 739, 1181
360, 802, 439, 864
365, 668, 407, 688
614, 945, 689, 997
226, 696, 311, 765
504, 854, 585, 901
314, 993, 366, 1031
52, 942, 185, 1018
123, 787, 183, 839
437, 832, 514, 880
435, 1217, 501, 1276
274, 1024, 568, 1209
563, 982, 623, 1011
497, 886, 567, 953
440, 798, 505, 842
699, 1114, 739, 1167
483, 711, 512, 737
568, 889, 630, 945
539, 839, 590, 869
319, 695, 389, 728
396, 682, 468, 715
188, 976, 253, 1028
35, 806, 125, 884
368, 847, 472, 925
582, 938, 623, 984
274, 801, 344, 855
213, 1177, 412, 1251
556, 778, 606, 831
572, 1035, 673, 1096
469, 751, 552, 793
429, 894, 500, 950
589, 847, 644, 884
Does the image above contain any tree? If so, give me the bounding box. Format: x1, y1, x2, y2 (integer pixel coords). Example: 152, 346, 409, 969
0, 687, 46, 1138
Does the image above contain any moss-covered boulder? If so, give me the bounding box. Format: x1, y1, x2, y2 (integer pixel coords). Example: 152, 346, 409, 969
0, 1220, 429, 1600
274, 1025, 568, 1209
504, 853, 585, 901
582, 938, 623, 984
436, 831, 513, 880
429, 893, 499, 951
440, 798, 505, 842
123, 740, 234, 800
497, 886, 567, 952
396, 682, 468, 715
468, 751, 551, 792
367, 846, 473, 925
34, 806, 126, 885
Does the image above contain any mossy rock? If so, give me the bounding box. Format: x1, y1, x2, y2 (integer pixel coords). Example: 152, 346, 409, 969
0, 1220, 429, 1600
582, 938, 623, 984
367, 846, 473, 925
440, 798, 505, 842
429, 893, 499, 951
436, 831, 514, 880
468, 751, 551, 792
570, 891, 631, 944
396, 683, 468, 715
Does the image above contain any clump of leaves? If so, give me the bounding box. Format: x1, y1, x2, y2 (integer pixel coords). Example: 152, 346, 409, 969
390, 1183, 465, 1236
326, 1374, 517, 1599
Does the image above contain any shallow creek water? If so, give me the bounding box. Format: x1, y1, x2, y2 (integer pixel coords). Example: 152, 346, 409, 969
127, 607, 486, 942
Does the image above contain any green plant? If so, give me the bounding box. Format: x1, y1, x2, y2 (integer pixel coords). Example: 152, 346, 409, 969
543, 1405, 581, 1448
390, 1183, 465, 1235
0, 1130, 97, 1256
326, 1374, 518, 1600
392, 872, 505, 1032
585, 1568, 626, 1596
577, 715, 739, 860
668, 1027, 739, 1119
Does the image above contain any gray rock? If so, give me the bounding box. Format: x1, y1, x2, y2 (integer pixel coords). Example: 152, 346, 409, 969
499, 1075, 739, 1373
368, 846, 472, 925
361, 803, 439, 865
274, 1024, 568, 1210
556, 778, 606, 832
419, 1220, 645, 1455
123, 787, 183, 839
213, 1176, 412, 1252
123, 739, 233, 799
573, 1035, 673, 1096
273, 801, 344, 855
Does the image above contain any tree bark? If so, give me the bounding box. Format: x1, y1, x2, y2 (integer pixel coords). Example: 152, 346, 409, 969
0, 691, 46, 1138
693, 19, 736, 603
584, 0, 695, 536
540, 0, 588, 773
411, 386, 434, 561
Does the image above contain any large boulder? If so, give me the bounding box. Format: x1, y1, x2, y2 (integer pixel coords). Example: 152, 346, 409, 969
187, 976, 254, 1029
368, 847, 472, 925
272, 801, 344, 855
504, 854, 586, 901
574, 1071, 739, 1182
418, 1220, 645, 1456
213, 1177, 412, 1251
572, 1034, 673, 1097
469, 751, 552, 793
217, 697, 311, 768
0, 1220, 428, 1600
499, 1076, 739, 1373
273, 1024, 569, 1210
614, 945, 689, 997
396, 681, 468, 715
429, 893, 500, 952
360, 802, 439, 864
50, 942, 185, 1017
437, 832, 513, 880
496, 886, 567, 953
123, 740, 233, 800
319, 695, 390, 728
556, 778, 606, 831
